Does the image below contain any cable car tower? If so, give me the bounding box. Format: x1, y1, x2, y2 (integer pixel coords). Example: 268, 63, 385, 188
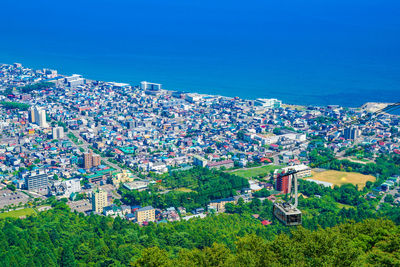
273, 169, 302, 226
271, 102, 400, 226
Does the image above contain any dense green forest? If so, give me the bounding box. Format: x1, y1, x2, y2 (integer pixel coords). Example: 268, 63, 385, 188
0, 101, 30, 111
18, 81, 53, 93
120, 167, 249, 211
1, 202, 400, 266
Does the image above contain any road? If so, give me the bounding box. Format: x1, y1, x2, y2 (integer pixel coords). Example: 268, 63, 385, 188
67, 129, 122, 171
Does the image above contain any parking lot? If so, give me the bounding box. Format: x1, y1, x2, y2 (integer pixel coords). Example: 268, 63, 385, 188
0, 189, 30, 209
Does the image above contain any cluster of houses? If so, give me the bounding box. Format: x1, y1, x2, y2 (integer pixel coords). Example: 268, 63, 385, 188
1, 62, 399, 221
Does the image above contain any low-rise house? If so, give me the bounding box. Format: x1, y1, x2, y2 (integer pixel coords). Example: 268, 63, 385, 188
206, 160, 234, 170
208, 197, 236, 212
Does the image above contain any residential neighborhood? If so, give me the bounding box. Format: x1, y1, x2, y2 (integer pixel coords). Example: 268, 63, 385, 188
0, 63, 399, 225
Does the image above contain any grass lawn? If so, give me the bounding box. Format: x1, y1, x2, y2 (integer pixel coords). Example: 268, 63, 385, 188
337, 203, 353, 209
174, 187, 194, 193
0, 208, 35, 219
350, 157, 372, 163
308, 170, 376, 189
231, 165, 282, 179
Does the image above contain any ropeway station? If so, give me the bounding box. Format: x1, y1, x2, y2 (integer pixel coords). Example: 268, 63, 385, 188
273, 170, 302, 226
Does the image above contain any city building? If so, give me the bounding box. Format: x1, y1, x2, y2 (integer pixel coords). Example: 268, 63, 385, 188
274, 164, 311, 180
193, 155, 208, 167
36, 107, 48, 128
92, 154, 101, 167
276, 174, 291, 194
92, 189, 108, 213
140, 81, 162, 91
112, 170, 135, 185
28, 106, 36, 123
64, 74, 85, 87
254, 98, 282, 109
25, 170, 49, 191
344, 127, 360, 140
207, 160, 234, 170
29, 106, 48, 127
48, 178, 81, 197
84, 152, 93, 169
123, 180, 150, 191
84, 151, 101, 169
136, 206, 155, 223
141, 81, 162, 95
52, 126, 64, 139
208, 197, 236, 212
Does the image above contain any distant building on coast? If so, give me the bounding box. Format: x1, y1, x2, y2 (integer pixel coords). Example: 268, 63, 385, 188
140, 81, 162, 95
254, 98, 282, 109
64, 74, 85, 88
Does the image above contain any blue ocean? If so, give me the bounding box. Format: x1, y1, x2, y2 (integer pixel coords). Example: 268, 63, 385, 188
1, 0, 399, 107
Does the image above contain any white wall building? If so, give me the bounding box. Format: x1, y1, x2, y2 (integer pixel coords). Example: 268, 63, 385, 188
140, 81, 162, 91
254, 98, 282, 109
52, 126, 64, 139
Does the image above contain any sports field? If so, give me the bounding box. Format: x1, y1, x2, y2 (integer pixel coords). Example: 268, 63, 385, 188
230, 165, 282, 179
0, 208, 35, 219
308, 170, 375, 189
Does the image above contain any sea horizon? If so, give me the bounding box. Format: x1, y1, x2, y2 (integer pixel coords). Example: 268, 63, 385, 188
1, 0, 399, 108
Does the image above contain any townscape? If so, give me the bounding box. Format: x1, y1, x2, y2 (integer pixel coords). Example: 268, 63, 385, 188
0, 62, 399, 225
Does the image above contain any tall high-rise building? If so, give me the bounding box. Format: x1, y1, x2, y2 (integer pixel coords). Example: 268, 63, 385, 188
28, 107, 36, 123
84, 151, 101, 169
276, 174, 291, 194
52, 126, 64, 139
84, 152, 93, 169
92, 154, 101, 167
29, 106, 48, 128
344, 127, 360, 140
37, 108, 48, 128
92, 189, 108, 213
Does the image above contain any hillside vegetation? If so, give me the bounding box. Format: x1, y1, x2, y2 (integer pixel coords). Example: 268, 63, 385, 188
1, 203, 400, 266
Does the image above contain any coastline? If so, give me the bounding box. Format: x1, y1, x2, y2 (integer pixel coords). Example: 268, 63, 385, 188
1, 61, 398, 112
